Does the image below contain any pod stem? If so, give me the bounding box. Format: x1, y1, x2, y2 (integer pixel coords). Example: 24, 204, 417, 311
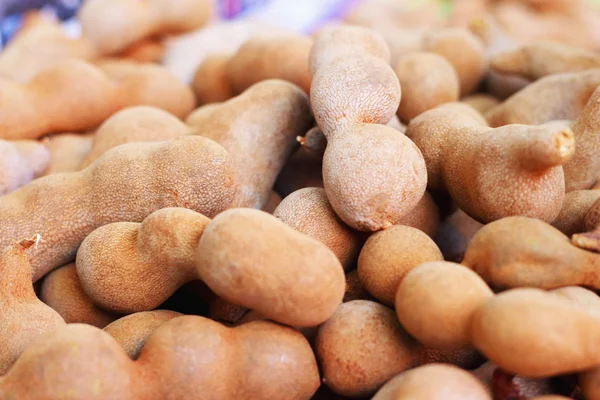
519, 126, 575, 171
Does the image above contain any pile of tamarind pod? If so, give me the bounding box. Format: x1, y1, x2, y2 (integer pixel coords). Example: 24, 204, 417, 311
5, 0, 600, 398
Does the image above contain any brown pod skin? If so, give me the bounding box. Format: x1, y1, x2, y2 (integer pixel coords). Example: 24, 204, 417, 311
551, 190, 600, 236
581, 367, 600, 400
394, 52, 460, 122
0, 18, 96, 83
491, 41, 600, 81
396, 191, 440, 238
196, 208, 345, 327
227, 35, 313, 94
550, 286, 600, 320
77, 208, 211, 314
315, 300, 417, 397
357, 225, 443, 306
81, 106, 191, 168
0, 238, 65, 374
372, 364, 492, 400
0, 60, 194, 140
103, 310, 182, 359
395, 261, 493, 350
407, 103, 574, 224
471, 288, 600, 377
310, 25, 427, 231
42, 132, 94, 175
191, 54, 234, 105
262, 190, 282, 214
187, 79, 313, 209
461, 94, 500, 115
97, 60, 195, 119
0, 317, 320, 400
421, 28, 487, 96
0, 139, 50, 195
563, 86, 600, 192
0, 136, 236, 282
463, 216, 600, 290
273, 187, 364, 270
39, 263, 118, 328
78, 0, 212, 55
486, 69, 600, 127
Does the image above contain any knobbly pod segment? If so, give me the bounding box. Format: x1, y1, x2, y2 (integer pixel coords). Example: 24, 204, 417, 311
309, 25, 427, 231
186, 80, 313, 209
0, 317, 320, 400
78, 0, 212, 55
0, 60, 195, 140
0, 139, 50, 195
0, 136, 236, 281
0, 238, 64, 374
406, 103, 574, 223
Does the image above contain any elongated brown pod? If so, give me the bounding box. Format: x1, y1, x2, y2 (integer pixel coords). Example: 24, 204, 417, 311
0, 136, 236, 282
310, 25, 427, 231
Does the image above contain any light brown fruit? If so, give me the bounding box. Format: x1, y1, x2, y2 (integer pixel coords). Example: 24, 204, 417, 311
103, 310, 182, 359
358, 225, 443, 305
187, 79, 312, 208
315, 300, 416, 397
395, 261, 493, 350
196, 208, 346, 327
42, 132, 94, 175
0, 139, 50, 195
273, 187, 364, 270
372, 363, 491, 400
0, 135, 236, 281
551, 189, 600, 236
39, 263, 118, 328
471, 288, 600, 377
394, 52, 460, 122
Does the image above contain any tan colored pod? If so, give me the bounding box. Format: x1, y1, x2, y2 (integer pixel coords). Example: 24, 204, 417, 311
396, 191, 440, 238
0, 139, 50, 195
372, 364, 491, 400
42, 132, 94, 175
191, 54, 234, 105
491, 41, 600, 81
103, 310, 182, 359
77, 208, 211, 313
421, 28, 486, 95
395, 261, 493, 350
0, 60, 194, 140
0, 18, 96, 83
407, 104, 574, 223
315, 300, 416, 397
310, 25, 427, 231
39, 263, 118, 328
227, 35, 312, 94
0, 135, 236, 281
463, 216, 600, 290
187, 79, 312, 208
486, 69, 600, 127
116, 37, 165, 63
196, 208, 345, 327
394, 52, 460, 122
273, 187, 364, 270
551, 189, 600, 236
550, 286, 600, 320
0, 317, 320, 400
0, 238, 64, 374
358, 225, 443, 306
79, 0, 212, 55
81, 106, 191, 168
471, 288, 600, 377
563, 86, 600, 192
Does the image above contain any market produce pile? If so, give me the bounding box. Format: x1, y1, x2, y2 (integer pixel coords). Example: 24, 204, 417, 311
2, 0, 600, 399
